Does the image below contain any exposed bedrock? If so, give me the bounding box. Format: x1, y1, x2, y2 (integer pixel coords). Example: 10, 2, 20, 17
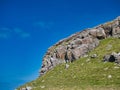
40, 16, 120, 75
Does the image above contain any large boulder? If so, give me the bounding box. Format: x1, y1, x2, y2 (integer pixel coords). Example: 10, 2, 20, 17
89, 28, 106, 39
72, 44, 89, 59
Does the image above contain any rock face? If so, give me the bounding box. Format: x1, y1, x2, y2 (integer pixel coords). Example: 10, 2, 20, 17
40, 16, 120, 75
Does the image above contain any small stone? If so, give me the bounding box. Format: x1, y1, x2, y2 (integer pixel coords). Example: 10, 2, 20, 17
91, 54, 97, 58
40, 85, 45, 88
108, 75, 112, 79
65, 64, 69, 69
104, 67, 108, 71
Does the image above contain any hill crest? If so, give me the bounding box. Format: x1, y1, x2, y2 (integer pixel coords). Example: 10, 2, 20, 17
40, 16, 120, 75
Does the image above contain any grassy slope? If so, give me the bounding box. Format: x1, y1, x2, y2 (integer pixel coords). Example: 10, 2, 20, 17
18, 38, 120, 90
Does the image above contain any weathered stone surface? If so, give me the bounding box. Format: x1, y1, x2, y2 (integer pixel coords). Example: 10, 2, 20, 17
96, 27, 106, 39
116, 16, 120, 20
103, 52, 120, 64
56, 45, 67, 60
89, 29, 97, 37
112, 27, 120, 37
72, 44, 89, 59
66, 50, 75, 62
89, 28, 106, 39
103, 55, 111, 62
26, 86, 32, 90
40, 16, 120, 75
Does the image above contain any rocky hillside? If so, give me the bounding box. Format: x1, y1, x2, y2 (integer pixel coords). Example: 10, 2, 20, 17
18, 37, 120, 90
40, 16, 120, 75
17, 16, 120, 90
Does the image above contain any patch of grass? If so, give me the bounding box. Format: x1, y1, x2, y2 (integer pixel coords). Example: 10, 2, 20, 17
17, 38, 120, 90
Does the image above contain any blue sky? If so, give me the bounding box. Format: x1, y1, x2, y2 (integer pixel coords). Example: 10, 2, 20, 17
0, 0, 120, 90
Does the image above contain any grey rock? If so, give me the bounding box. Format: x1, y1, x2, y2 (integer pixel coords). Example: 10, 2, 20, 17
88, 38, 99, 51
91, 54, 97, 58
72, 44, 89, 59
81, 36, 93, 44
26, 86, 32, 90
89, 28, 106, 39
56, 45, 67, 60
20, 88, 26, 90
65, 64, 69, 69
66, 50, 75, 62
112, 27, 120, 37
40, 66, 48, 75
116, 16, 120, 20
89, 29, 97, 37
96, 27, 106, 39
103, 55, 111, 62
103, 52, 120, 63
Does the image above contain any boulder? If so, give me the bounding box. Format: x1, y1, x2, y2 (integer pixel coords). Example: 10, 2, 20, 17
103, 55, 111, 62
89, 29, 97, 37
89, 28, 106, 39
96, 27, 106, 39
72, 44, 89, 59
103, 52, 120, 63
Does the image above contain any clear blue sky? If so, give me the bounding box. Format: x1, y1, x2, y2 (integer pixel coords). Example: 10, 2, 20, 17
0, 0, 120, 90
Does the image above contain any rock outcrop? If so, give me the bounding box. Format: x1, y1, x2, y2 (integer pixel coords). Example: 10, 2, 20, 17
103, 52, 120, 64
40, 16, 120, 75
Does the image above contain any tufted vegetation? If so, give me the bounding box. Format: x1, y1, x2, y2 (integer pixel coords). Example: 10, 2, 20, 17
18, 37, 120, 90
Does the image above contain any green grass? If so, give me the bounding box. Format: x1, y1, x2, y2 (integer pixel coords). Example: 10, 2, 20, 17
17, 38, 120, 90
